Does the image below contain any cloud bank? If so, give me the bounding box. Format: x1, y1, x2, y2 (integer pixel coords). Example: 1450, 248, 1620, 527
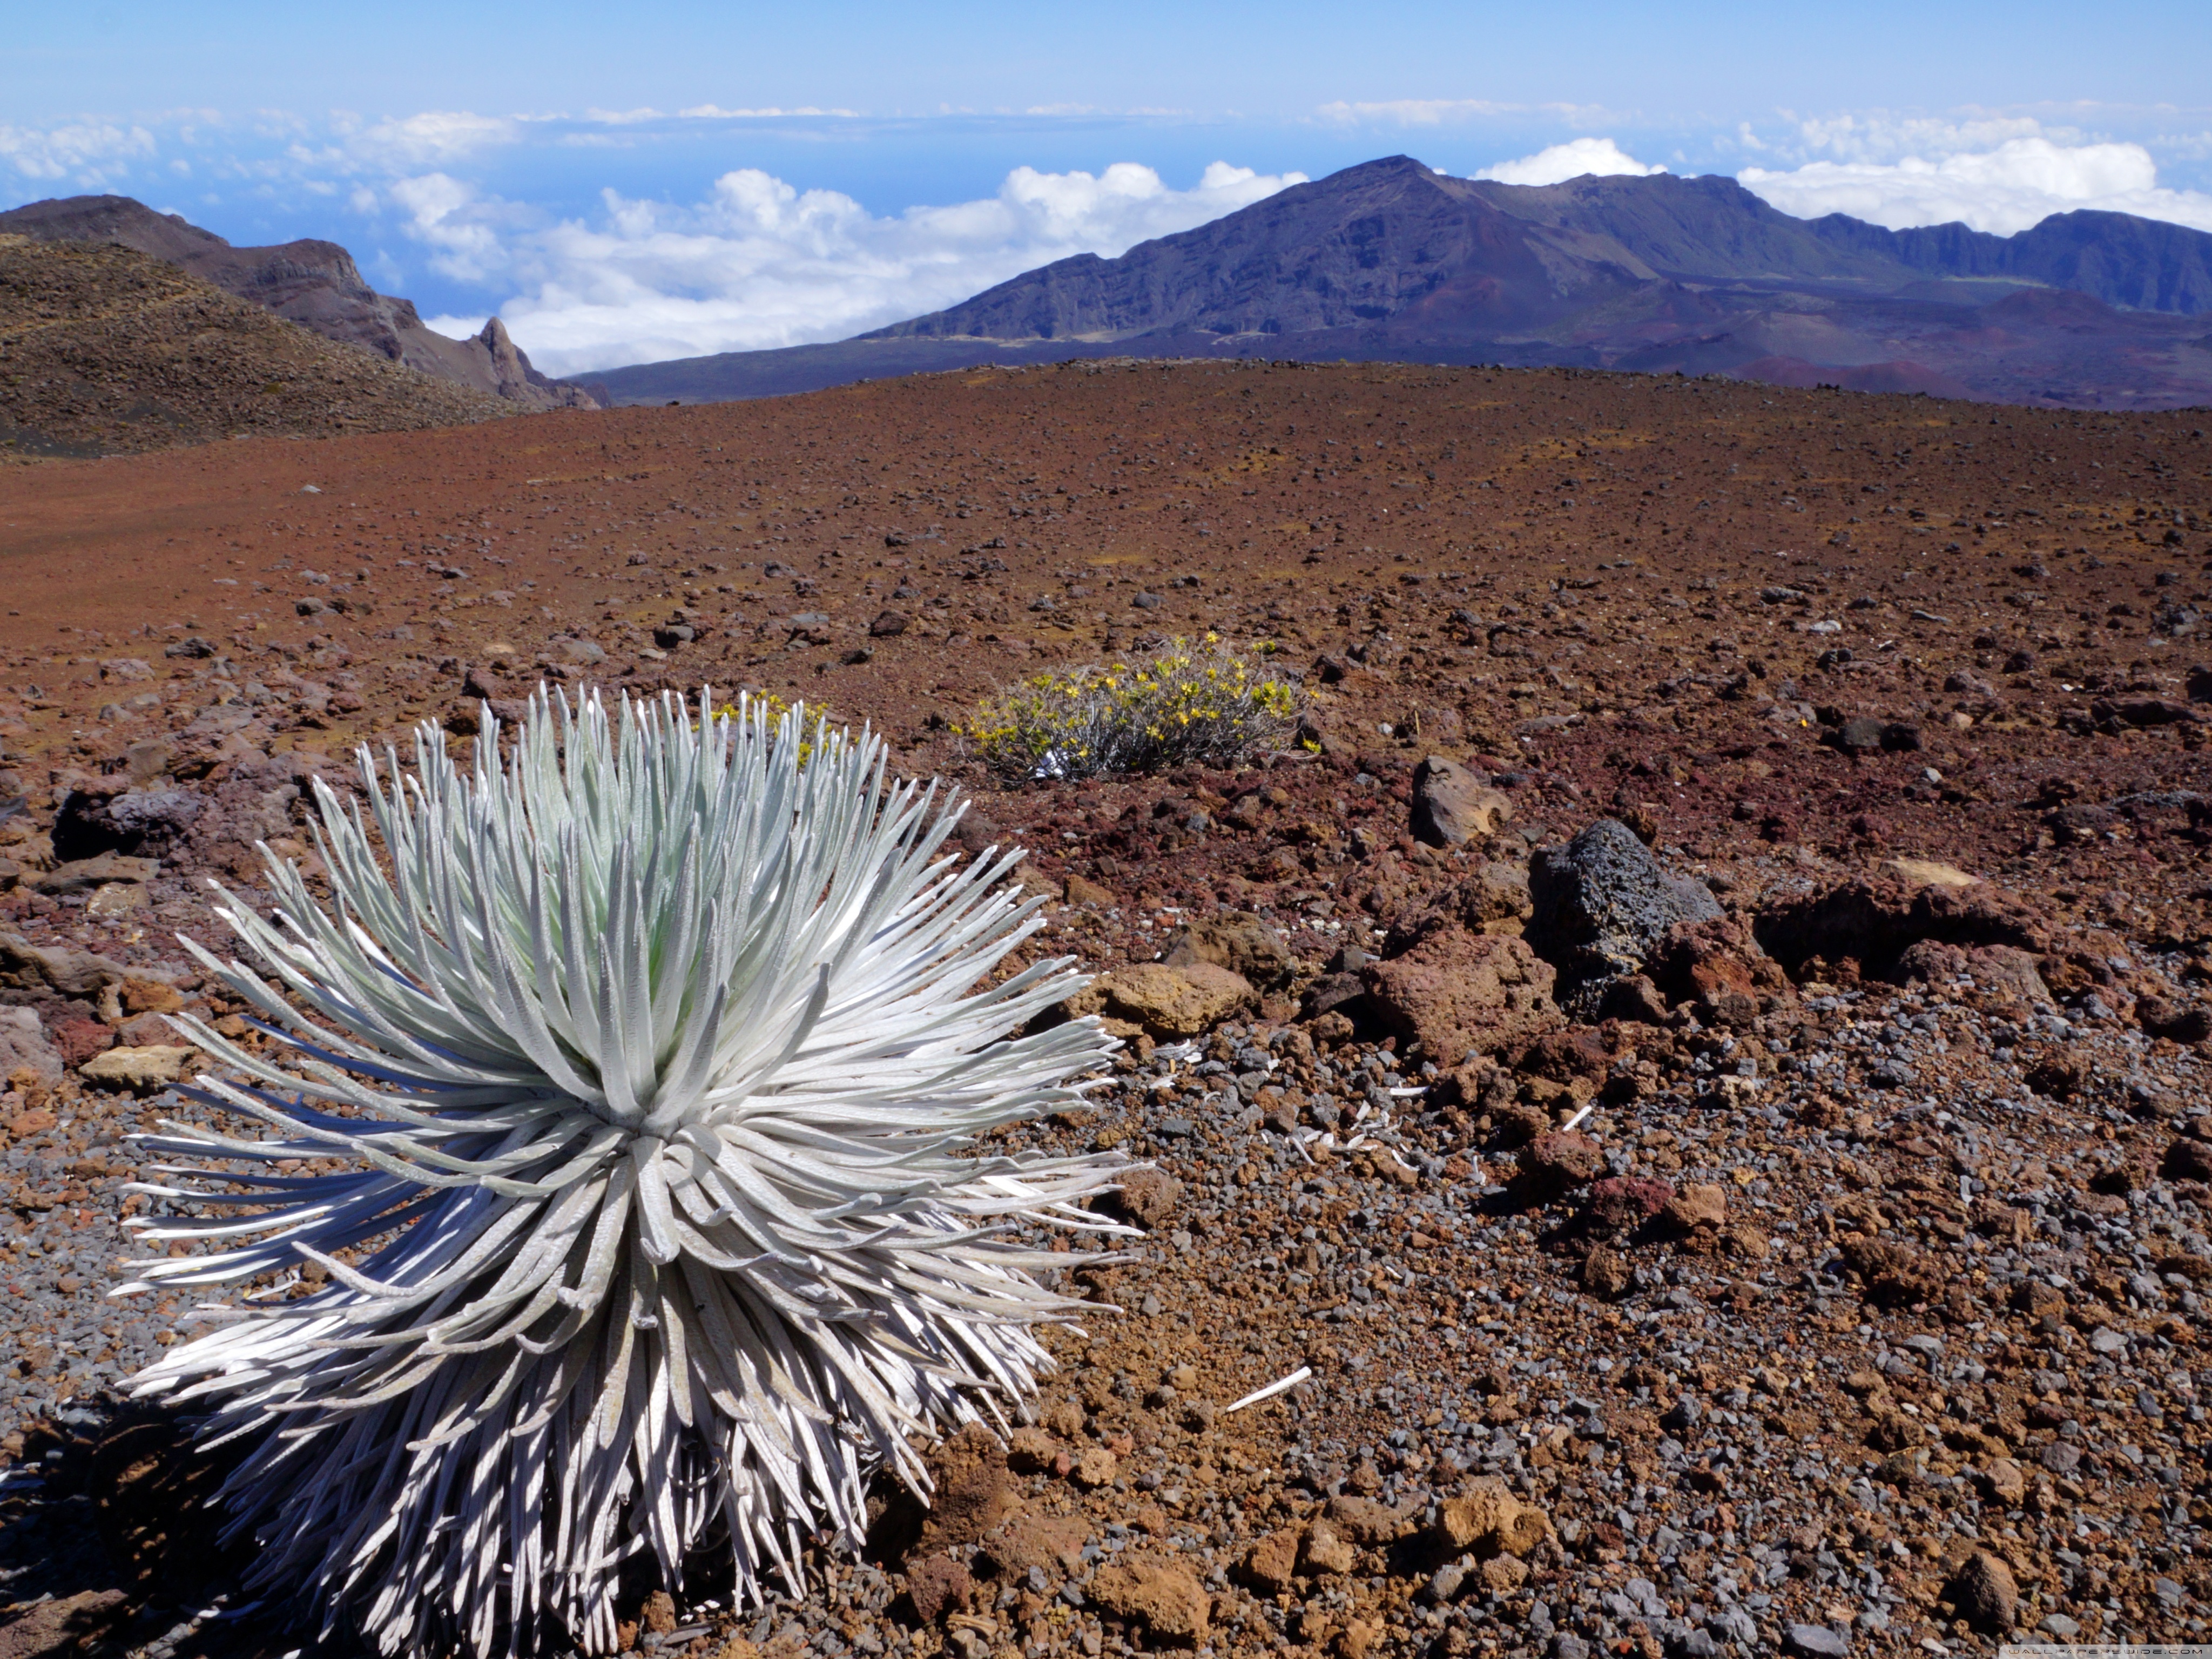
1472, 138, 1665, 187
1738, 135, 2212, 235
0, 118, 159, 184
408, 160, 1306, 375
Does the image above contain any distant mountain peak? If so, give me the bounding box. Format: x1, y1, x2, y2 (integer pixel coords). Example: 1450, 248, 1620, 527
588, 153, 2212, 412
842, 156, 2212, 371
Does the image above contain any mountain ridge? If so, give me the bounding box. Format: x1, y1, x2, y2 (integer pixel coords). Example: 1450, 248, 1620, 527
0, 194, 596, 412
0, 232, 515, 455
588, 156, 2212, 410
868, 158, 2212, 344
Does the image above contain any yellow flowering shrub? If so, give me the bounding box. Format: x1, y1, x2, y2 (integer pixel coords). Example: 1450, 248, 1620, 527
966, 635, 1300, 781
710, 691, 835, 766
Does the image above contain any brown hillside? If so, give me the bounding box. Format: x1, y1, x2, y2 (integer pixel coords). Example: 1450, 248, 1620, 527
0, 234, 512, 457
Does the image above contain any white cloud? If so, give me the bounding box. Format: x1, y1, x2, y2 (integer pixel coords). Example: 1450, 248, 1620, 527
673, 104, 863, 120
385, 172, 520, 282
421, 159, 1306, 376
348, 110, 517, 168
1473, 137, 1665, 187
1741, 136, 2212, 234
0, 119, 157, 184
1779, 112, 2075, 166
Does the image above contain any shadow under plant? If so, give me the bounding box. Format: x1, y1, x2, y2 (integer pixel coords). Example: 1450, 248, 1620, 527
0, 1398, 272, 1659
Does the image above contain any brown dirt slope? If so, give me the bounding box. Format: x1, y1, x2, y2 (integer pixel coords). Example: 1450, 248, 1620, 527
0, 234, 512, 457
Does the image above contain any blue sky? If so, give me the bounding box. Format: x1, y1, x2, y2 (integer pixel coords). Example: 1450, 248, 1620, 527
8, 0, 2211, 374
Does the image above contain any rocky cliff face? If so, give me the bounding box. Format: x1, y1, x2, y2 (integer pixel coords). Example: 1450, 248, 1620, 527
0, 195, 595, 411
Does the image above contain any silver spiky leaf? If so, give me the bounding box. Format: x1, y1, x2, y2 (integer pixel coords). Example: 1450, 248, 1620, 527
115, 687, 1124, 1658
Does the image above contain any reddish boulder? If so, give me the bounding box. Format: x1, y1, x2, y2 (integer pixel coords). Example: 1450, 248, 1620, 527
1519, 1130, 1604, 1196
1584, 1175, 1675, 1235
2163, 1137, 2212, 1182
1581, 1244, 1634, 1299
1839, 1234, 1945, 1306
1646, 916, 1785, 1011
905, 1555, 973, 1623
975, 1510, 1087, 1582
1409, 754, 1514, 847
1517, 1026, 1616, 1084
50, 1016, 113, 1068
915, 1422, 1015, 1550
1088, 1557, 1211, 1646
1102, 1166, 1184, 1230
1363, 931, 1560, 1065
0, 1590, 129, 1659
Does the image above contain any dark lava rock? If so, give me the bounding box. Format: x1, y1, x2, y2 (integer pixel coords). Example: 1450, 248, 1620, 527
1526, 818, 1721, 997
52, 786, 203, 862
1827, 718, 1921, 754
1300, 970, 1373, 1025
1947, 1549, 2018, 1633
2092, 695, 2199, 727
1832, 717, 1886, 755
2163, 1136, 2212, 1181
2139, 995, 2212, 1044
1753, 873, 2047, 982
869, 609, 911, 638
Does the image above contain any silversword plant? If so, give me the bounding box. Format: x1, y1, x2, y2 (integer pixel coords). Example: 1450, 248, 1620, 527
118, 688, 1123, 1658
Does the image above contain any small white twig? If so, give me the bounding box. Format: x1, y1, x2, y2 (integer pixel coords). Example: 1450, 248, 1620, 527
1224, 1365, 1312, 1414
1562, 1103, 1595, 1132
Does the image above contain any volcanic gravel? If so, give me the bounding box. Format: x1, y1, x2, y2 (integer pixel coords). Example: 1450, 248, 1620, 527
0, 361, 2210, 1659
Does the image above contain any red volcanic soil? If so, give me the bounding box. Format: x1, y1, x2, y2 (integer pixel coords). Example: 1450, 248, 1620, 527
1730, 358, 1977, 401
4, 361, 2212, 1657
3, 359, 2206, 895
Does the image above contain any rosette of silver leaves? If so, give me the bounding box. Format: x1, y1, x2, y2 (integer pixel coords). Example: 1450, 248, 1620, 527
116, 688, 1125, 1657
